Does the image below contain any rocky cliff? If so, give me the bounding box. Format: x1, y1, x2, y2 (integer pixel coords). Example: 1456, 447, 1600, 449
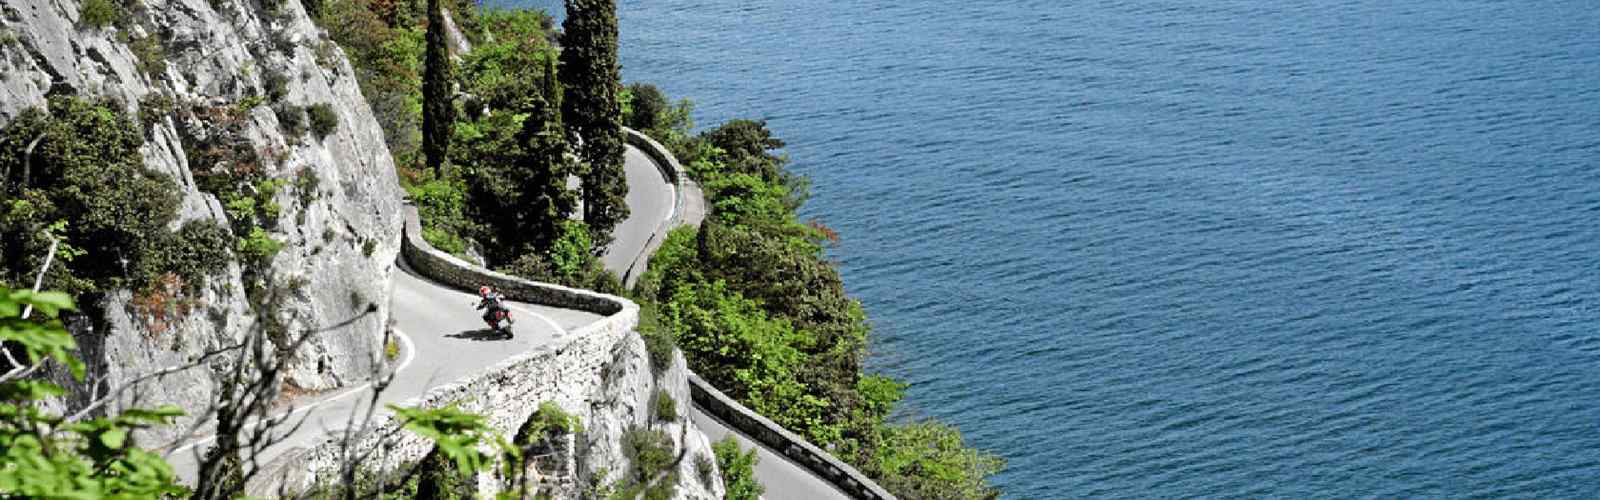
0, 0, 402, 442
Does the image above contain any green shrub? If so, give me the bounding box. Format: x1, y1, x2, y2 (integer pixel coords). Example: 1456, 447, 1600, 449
624, 83, 668, 132
0, 96, 184, 294
130, 35, 166, 77
307, 103, 339, 139
694, 453, 714, 489
264, 69, 290, 102
235, 94, 266, 115
79, 0, 117, 29
138, 92, 175, 131
636, 302, 677, 373
160, 220, 234, 289
236, 227, 282, 266
653, 389, 677, 422
871, 421, 1005, 500
618, 427, 676, 500
274, 104, 306, 137
515, 401, 583, 447
295, 167, 320, 206
361, 238, 376, 257
403, 172, 475, 257
713, 436, 762, 500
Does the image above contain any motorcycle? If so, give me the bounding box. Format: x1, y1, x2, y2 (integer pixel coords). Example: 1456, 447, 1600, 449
477, 300, 515, 338
487, 308, 514, 338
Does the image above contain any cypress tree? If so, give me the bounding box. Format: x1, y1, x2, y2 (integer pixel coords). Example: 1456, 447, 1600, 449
421, 0, 454, 174
518, 95, 580, 253
560, 0, 628, 251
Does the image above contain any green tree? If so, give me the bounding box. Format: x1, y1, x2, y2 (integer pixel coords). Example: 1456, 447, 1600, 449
559, 0, 628, 250
713, 436, 763, 500
624, 82, 667, 132
0, 286, 188, 498
0, 96, 183, 295
421, 0, 454, 174
516, 96, 581, 254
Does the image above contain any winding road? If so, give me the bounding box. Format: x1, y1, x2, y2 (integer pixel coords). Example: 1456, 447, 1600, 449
168, 143, 850, 498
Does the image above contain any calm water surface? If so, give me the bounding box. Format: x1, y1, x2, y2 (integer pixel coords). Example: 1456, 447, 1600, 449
530, 0, 1600, 496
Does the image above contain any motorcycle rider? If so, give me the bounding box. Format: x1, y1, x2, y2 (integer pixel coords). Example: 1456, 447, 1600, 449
476, 285, 511, 329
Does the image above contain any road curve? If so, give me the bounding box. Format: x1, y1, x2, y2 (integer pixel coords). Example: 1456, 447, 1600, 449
601, 145, 676, 277
612, 143, 853, 499
168, 265, 601, 483
171, 143, 849, 498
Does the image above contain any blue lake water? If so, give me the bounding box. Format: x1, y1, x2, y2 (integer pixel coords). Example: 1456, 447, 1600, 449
522, 0, 1600, 496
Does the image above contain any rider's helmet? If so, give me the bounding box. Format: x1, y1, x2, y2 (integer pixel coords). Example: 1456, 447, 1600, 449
479, 285, 491, 297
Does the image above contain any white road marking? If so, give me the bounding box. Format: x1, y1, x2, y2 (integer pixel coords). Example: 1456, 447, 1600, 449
168, 327, 417, 456
509, 304, 568, 336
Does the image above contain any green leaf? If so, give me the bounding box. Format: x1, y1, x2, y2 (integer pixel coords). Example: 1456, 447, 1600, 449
101, 429, 127, 449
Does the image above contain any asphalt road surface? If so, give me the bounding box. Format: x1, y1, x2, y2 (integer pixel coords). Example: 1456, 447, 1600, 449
167, 265, 600, 484
613, 145, 853, 499
170, 143, 850, 498
600, 145, 676, 278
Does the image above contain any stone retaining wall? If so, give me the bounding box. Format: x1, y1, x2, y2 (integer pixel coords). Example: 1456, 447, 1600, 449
257, 204, 722, 498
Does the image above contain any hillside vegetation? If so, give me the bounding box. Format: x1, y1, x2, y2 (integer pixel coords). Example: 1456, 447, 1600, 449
317, 0, 1005, 496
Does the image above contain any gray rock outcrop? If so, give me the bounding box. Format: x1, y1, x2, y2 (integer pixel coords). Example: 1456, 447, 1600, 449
1, 0, 403, 443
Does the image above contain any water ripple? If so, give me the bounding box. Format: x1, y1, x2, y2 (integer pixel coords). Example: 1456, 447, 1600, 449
604, 0, 1600, 496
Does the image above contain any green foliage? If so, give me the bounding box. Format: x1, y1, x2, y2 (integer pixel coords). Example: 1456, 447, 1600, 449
623, 83, 667, 132
624, 89, 1003, 497
614, 426, 676, 500
713, 436, 763, 500
0, 286, 189, 498
308, 103, 340, 139
314, 0, 486, 170
549, 221, 591, 281
79, 0, 117, 29
236, 94, 267, 115
452, 88, 604, 289
389, 403, 518, 479
421, 0, 453, 173
514, 401, 583, 446
236, 226, 283, 266
660, 279, 837, 444
264, 69, 291, 102
457, 10, 558, 111
872, 421, 1005, 500
129, 34, 166, 77
160, 220, 234, 289
403, 170, 475, 257
561, 0, 628, 251
653, 389, 676, 422
275, 104, 307, 137
0, 96, 193, 295
635, 301, 676, 373
138, 92, 175, 131
296, 167, 321, 206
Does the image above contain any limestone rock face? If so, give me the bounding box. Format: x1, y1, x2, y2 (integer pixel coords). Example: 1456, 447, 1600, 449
0, 0, 402, 441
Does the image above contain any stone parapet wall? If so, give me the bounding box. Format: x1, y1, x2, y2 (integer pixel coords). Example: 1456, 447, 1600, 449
402, 206, 622, 315
625, 128, 895, 499
620, 128, 707, 286
688, 373, 897, 500
258, 205, 723, 498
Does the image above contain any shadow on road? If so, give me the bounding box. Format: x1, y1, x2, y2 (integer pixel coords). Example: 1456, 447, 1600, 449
445, 329, 512, 341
